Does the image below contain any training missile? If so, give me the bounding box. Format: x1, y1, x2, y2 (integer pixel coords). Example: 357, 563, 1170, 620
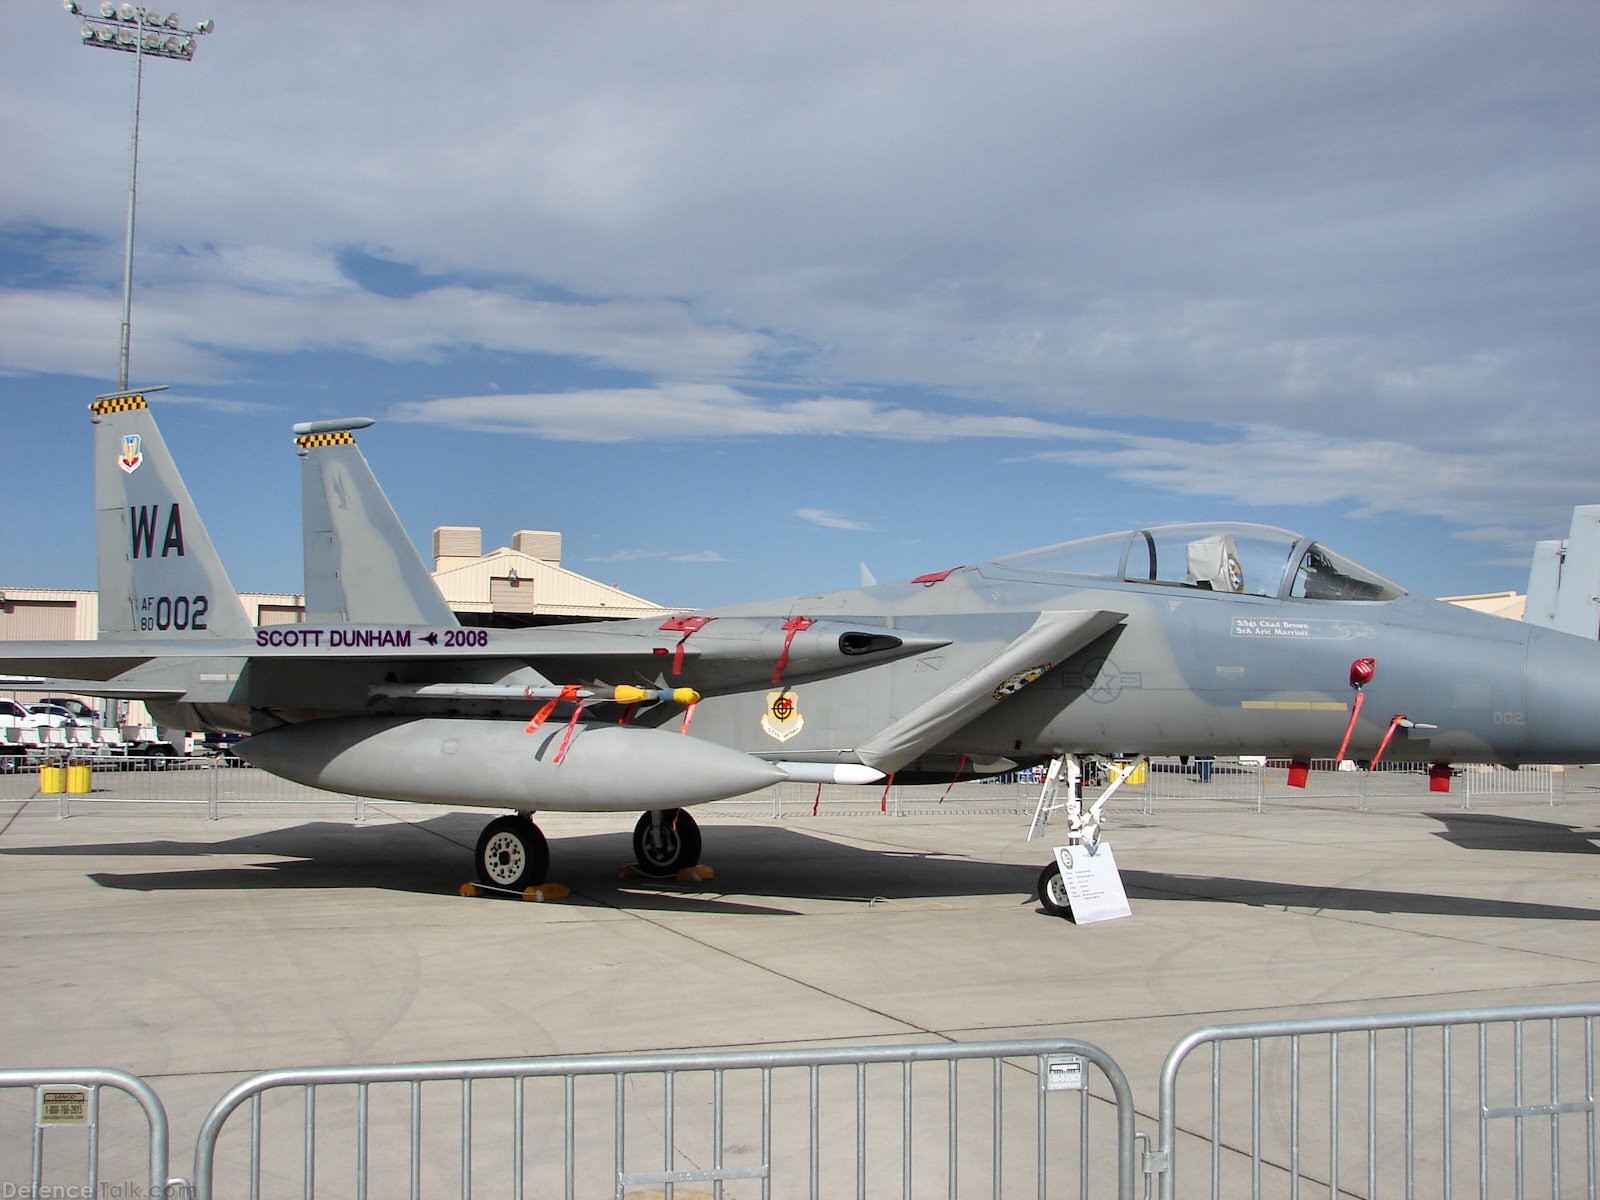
240, 716, 785, 812
368, 681, 701, 705
611, 684, 701, 705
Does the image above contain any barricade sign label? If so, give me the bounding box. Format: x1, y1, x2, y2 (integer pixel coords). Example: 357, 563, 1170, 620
1053, 842, 1132, 923
38, 1087, 89, 1125
1043, 1054, 1086, 1092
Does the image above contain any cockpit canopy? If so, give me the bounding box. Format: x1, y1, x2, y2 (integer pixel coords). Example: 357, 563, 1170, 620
990, 523, 1405, 602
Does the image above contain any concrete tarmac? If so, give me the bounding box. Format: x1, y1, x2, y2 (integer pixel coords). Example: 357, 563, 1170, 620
1, 767, 1597, 1190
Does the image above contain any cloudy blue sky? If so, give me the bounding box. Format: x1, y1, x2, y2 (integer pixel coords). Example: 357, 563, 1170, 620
3, 1, 1595, 608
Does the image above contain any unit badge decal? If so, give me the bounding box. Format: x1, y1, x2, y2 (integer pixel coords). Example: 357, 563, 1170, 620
118, 433, 143, 474
994, 663, 1050, 701
761, 689, 804, 742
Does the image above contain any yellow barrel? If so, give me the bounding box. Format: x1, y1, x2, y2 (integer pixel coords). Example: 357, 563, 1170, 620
39, 763, 66, 795
67, 763, 92, 795
1110, 760, 1147, 786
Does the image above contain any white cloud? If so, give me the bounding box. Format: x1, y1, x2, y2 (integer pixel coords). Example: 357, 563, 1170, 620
0, 278, 772, 381
390, 385, 1103, 443
2, 1, 1595, 581
0, 287, 230, 381
797, 508, 880, 533
170, 245, 359, 294
158, 393, 276, 416
1027, 424, 1589, 545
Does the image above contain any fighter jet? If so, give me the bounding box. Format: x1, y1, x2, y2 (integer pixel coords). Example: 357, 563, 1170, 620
6, 392, 1600, 908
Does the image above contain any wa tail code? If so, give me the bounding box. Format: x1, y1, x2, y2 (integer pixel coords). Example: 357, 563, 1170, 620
129, 504, 186, 559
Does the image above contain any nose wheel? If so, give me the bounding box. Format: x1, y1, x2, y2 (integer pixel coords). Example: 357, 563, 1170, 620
632, 808, 702, 876
475, 814, 550, 889
1037, 862, 1074, 919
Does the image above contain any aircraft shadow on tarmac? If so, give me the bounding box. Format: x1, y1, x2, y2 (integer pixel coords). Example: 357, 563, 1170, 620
1121, 871, 1600, 923
4, 814, 1597, 921
1424, 811, 1600, 856
1, 815, 1038, 916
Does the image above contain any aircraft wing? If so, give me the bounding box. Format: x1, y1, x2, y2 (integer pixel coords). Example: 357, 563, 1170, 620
0, 673, 191, 701
0, 615, 951, 705
855, 608, 1125, 774
0, 647, 251, 704
0, 650, 162, 680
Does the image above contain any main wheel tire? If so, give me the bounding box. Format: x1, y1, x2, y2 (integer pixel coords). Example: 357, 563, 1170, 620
475, 814, 550, 889
1037, 862, 1074, 919
632, 808, 702, 876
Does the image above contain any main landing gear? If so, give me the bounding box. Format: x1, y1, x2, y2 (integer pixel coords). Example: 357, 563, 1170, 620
632, 808, 703, 876
471, 808, 707, 890
475, 813, 550, 890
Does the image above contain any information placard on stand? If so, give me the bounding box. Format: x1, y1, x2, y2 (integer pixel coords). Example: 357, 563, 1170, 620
1053, 841, 1132, 923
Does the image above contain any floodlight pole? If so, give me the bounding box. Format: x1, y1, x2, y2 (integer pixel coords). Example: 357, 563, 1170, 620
63, 3, 213, 391
118, 24, 144, 392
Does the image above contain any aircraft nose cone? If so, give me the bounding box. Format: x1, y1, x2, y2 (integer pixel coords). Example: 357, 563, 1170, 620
1523, 627, 1600, 764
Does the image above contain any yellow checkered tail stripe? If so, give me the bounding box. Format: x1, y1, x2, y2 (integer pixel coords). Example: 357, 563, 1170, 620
295, 431, 357, 449
89, 395, 149, 415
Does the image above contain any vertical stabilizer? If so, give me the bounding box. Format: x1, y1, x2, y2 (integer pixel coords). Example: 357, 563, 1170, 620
1550, 506, 1600, 640
1525, 506, 1600, 640
296, 419, 459, 626
1525, 539, 1564, 630
91, 391, 252, 639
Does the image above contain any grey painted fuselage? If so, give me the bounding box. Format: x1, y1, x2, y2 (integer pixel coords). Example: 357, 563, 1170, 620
6, 398, 1599, 824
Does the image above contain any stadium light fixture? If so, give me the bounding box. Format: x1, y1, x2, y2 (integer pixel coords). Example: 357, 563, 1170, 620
62, 1, 214, 390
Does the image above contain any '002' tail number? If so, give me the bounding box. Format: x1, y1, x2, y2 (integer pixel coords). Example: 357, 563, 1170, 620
139, 594, 209, 631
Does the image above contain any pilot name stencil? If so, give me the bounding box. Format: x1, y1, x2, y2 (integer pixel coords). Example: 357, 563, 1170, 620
256, 627, 418, 649
1232, 618, 1373, 641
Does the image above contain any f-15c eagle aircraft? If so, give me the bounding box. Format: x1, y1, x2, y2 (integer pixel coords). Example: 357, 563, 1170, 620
6, 391, 1600, 903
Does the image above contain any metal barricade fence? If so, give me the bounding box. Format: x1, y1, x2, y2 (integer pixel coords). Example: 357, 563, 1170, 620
754, 779, 1034, 819
190, 1038, 1138, 1200
1151, 1002, 1600, 1200
6, 1005, 1597, 1198
0, 756, 373, 821
1460, 763, 1561, 807
1320, 762, 1560, 812
1, 755, 1564, 826
1115, 758, 1267, 815
1095, 759, 1561, 817
201, 758, 370, 820
0, 1067, 178, 1197
59, 755, 219, 818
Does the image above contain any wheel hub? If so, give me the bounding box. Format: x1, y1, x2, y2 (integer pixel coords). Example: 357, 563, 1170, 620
644, 830, 677, 865
484, 833, 525, 883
